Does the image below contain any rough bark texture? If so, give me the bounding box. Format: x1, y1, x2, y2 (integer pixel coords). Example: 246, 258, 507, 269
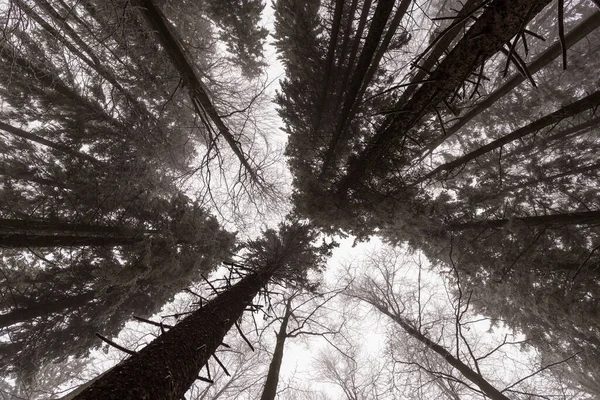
260, 301, 291, 400
337, 0, 553, 196
417, 90, 600, 183
0, 292, 95, 329
374, 304, 510, 400
73, 268, 273, 399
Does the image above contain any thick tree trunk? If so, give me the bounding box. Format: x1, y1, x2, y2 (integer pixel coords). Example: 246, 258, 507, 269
73, 267, 274, 399
260, 300, 292, 400
336, 0, 554, 197
423, 10, 600, 155
373, 304, 511, 400
416, 90, 600, 184
449, 210, 600, 231
0, 122, 102, 165
0, 292, 95, 329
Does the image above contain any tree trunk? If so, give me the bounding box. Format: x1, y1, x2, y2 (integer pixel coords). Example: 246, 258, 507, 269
132, 0, 261, 185
336, 0, 553, 197
373, 303, 511, 400
416, 90, 600, 184
322, 0, 396, 175
312, 0, 345, 134
73, 267, 275, 399
423, 10, 600, 156
393, 0, 485, 109
449, 210, 600, 231
260, 300, 292, 400
0, 291, 95, 329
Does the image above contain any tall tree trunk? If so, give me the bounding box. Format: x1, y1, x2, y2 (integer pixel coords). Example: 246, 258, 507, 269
132, 0, 262, 186
260, 300, 292, 400
449, 210, 600, 231
415, 90, 600, 184
0, 291, 95, 329
372, 303, 511, 400
322, 0, 396, 175
73, 267, 275, 399
422, 10, 600, 156
313, 0, 345, 135
336, 0, 554, 197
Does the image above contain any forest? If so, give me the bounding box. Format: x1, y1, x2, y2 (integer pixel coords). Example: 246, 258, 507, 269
0, 0, 599, 398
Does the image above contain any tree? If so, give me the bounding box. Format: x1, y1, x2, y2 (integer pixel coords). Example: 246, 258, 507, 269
0, 194, 235, 381
71, 222, 334, 399
259, 288, 343, 400
345, 245, 589, 399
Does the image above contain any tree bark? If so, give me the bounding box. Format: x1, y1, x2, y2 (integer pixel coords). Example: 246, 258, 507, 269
416, 90, 600, 184
0, 292, 95, 329
260, 300, 292, 400
373, 303, 511, 400
73, 267, 275, 400
336, 0, 554, 197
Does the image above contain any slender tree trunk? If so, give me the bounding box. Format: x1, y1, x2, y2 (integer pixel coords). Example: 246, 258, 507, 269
423, 10, 600, 155
73, 267, 275, 399
416, 90, 600, 184
260, 300, 292, 400
313, 0, 345, 134
0, 122, 103, 165
449, 210, 600, 231
132, 0, 261, 185
504, 115, 600, 161
372, 303, 511, 400
0, 292, 95, 329
322, 0, 396, 175
336, 0, 554, 197
335, 0, 372, 114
